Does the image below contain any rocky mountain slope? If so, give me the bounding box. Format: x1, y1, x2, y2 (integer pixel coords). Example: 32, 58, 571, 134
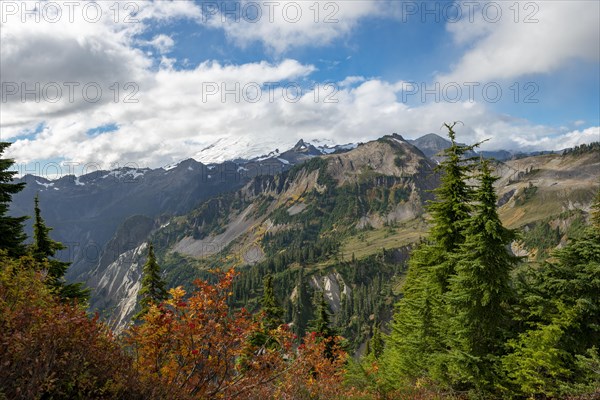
496, 151, 599, 228
88, 134, 436, 330
9, 132, 549, 285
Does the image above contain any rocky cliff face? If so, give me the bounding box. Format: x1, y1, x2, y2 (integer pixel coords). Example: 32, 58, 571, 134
85, 215, 156, 330
94, 242, 147, 332
309, 272, 350, 313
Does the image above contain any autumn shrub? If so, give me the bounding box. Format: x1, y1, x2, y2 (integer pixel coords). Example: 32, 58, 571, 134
274, 331, 349, 400
0, 254, 161, 400
126, 269, 296, 399
126, 269, 355, 399
1, 258, 355, 400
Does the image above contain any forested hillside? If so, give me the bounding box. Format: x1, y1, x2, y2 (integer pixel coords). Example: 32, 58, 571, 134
1, 125, 599, 398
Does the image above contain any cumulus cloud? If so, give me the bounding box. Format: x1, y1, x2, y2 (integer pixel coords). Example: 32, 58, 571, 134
6, 61, 598, 169
147, 34, 175, 54
509, 127, 600, 151
439, 1, 600, 83
204, 0, 387, 54
0, 0, 201, 134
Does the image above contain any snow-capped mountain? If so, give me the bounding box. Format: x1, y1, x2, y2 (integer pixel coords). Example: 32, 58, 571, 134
191, 135, 358, 165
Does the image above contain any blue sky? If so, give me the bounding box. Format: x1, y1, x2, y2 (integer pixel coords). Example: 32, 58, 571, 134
1, 0, 599, 174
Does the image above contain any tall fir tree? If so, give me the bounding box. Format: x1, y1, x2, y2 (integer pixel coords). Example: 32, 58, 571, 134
292, 268, 311, 338
134, 243, 167, 320
262, 274, 284, 331
443, 160, 519, 389
0, 142, 27, 257
369, 324, 384, 359
309, 291, 335, 338
308, 291, 338, 360
32, 194, 89, 302
383, 123, 480, 385
32, 195, 67, 277
428, 122, 481, 291
248, 274, 285, 352
382, 246, 441, 381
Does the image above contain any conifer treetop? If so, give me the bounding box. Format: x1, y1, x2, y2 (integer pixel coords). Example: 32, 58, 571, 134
0, 142, 28, 257
135, 243, 168, 320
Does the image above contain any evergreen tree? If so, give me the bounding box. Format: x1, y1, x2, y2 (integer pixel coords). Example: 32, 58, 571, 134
443, 160, 519, 389
292, 268, 311, 338
428, 122, 480, 290
309, 291, 335, 338
369, 324, 384, 359
308, 291, 338, 360
32, 195, 67, 277
134, 243, 167, 320
383, 123, 479, 385
262, 274, 283, 331
0, 142, 27, 257
382, 246, 441, 381
31, 195, 89, 302
248, 274, 285, 352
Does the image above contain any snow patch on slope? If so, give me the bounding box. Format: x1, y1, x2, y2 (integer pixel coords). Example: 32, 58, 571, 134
35, 180, 54, 188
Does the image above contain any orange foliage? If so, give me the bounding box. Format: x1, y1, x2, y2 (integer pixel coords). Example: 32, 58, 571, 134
1, 258, 354, 399
0, 254, 162, 399
126, 269, 353, 399
126, 269, 288, 398
275, 331, 349, 399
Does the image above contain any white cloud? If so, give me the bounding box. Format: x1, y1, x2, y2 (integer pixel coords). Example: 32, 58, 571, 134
339, 76, 366, 87
439, 1, 600, 83
0, 0, 203, 134
6, 59, 599, 169
148, 34, 175, 54
205, 0, 386, 54
510, 127, 600, 151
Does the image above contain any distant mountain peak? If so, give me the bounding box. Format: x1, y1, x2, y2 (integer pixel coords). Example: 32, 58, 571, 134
407, 133, 453, 159
293, 139, 314, 152
419, 132, 447, 140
